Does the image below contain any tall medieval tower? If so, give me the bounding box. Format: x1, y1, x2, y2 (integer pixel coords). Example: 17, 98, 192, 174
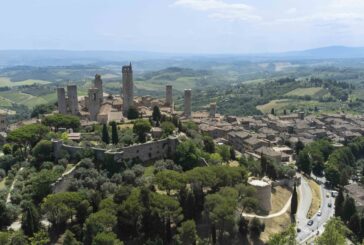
122, 63, 134, 115
67, 85, 79, 115
88, 88, 101, 121
184, 89, 192, 118
94, 74, 103, 103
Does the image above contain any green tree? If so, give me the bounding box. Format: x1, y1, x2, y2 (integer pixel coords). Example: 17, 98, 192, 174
84, 210, 117, 245
249, 217, 265, 239
31, 103, 54, 118
296, 151, 312, 175
267, 225, 297, 245
205, 187, 238, 244
152, 106, 162, 122
32, 140, 54, 163
111, 121, 119, 145
203, 136, 215, 153
21, 202, 40, 236
161, 121, 175, 137
92, 232, 124, 245
342, 196, 356, 222
102, 124, 110, 144
7, 123, 49, 158
315, 218, 348, 245
295, 140, 304, 155
175, 220, 198, 245
348, 213, 361, 238
175, 140, 203, 170
325, 165, 341, 187
291, 183, 298, 215
63, 229, 81, 245
133, 119, 151, 143
29, 230, 50, 245
127, 107, 139, 120
42, 114, 80, 131
150, 192, 183, 243
155, 170, 186, 195
216, 145, 231, 162
271, 108, 275, 115
42, 192, 84, 230
2, 144, 12, 155
31, 170, 60, 203
8, 231, 29, 245
335, 188, 344, 218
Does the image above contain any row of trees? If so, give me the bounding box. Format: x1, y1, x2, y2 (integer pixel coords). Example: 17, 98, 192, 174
296, 137, 364, 186
335, 189, 364, 243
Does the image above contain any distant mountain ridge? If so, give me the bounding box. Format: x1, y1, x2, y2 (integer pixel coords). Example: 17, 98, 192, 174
1, 46, 364, 67
279, 46, 364, 59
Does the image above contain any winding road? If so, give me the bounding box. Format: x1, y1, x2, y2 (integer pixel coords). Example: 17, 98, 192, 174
296, 175, 335, 244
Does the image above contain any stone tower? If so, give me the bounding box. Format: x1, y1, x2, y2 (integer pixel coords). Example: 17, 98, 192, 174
57, 87, 67, 114
0, 113, 7, 131
122, 63, 134, 115
165, 85, 173, 106
88, 88, 101, 121
67, 85, 79, 115
184, 89, 192, 118
94, 74, 103, 103
209, 102, 217, 118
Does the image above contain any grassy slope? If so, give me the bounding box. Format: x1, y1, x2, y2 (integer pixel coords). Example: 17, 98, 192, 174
0, 77, 50, 87
285, 87, 327, 97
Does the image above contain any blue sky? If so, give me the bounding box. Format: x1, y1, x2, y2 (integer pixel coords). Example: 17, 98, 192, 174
1, 0, 364, 53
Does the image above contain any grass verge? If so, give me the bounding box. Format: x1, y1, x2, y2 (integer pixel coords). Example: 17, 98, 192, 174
307, 179, 321, 219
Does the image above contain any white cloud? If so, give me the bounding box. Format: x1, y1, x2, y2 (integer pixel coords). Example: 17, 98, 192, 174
173, 0, 261, 21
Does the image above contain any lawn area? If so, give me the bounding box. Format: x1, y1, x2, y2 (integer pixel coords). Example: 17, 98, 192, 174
0, 92, 48, 108
284, 87, 328, 98
307, 179, 321, 219
143, 166, 155, 178
0, 77, 50, 87
270, 186, 292, 213
259, 186, 294, 242
118, 123, 134, 130
260, 210, 292, 242
0, 177, 6, 190
256, 99, 292, 113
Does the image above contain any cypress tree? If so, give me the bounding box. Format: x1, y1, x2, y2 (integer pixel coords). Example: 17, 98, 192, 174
111, 121, 119, 145
291, 183, 298, 215
152, 105, 162, 122
335, 188, 344, 218
342, 196, 357, 222
21, 202, 40, 236
102, 124, 110, 144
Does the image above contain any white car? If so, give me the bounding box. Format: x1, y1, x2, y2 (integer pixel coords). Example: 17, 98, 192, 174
317, 210, 322, 216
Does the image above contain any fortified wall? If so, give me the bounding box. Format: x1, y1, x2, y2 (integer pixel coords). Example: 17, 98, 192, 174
52, 136, 179, 164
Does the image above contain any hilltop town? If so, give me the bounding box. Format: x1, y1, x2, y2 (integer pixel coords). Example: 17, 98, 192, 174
0, 63, 363, 245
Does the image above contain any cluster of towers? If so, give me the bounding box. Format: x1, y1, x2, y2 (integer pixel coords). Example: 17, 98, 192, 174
56, 63, 216, 121
57, 85, 79, 115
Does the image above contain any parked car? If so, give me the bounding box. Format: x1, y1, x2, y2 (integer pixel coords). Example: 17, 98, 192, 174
328, 203, 332, 208
307, 220, 314, 226
317, 210, 322, 216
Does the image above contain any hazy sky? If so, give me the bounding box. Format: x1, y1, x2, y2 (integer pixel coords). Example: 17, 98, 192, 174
1, 0, 364, 53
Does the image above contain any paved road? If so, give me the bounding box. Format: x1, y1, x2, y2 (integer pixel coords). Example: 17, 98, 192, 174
296, 175, 335, 244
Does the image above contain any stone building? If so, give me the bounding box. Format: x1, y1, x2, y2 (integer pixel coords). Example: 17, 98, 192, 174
209, 102, 217, 118
248, 177, 272, 212
94, 74, 103, 103
184, 89, 192, 118
0, 113, 7, 131
88, 88, 102, 121
122, 63, 134, 115
67, 85, 79, 115
57, 87, 67, 114
165, 85, 173, 106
